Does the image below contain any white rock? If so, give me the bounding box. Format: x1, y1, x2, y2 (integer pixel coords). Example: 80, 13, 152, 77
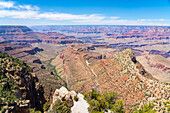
70, 91, 77, 97
71, 93, 89, 113
52, 87, 89, 113
59, 86, 69, 98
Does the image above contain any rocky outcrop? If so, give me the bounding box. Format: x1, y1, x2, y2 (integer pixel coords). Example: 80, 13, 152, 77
49, 87, 89, 113
0, 54, 46, 112
52, 87, 76, 106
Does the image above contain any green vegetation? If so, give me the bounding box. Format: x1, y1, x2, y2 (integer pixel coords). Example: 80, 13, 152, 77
74, 95, 79, 102
29, 108, 42, 113
43, 102, 50, 111
0, 53, 6, 58
164, 100, 170, 112
164, 83, 170, 85
40, 58, 65, 100
83, 90, 162, 113
40, 58, 67, 100
1, 107, 7, 113
132, 103, 156, 113
0, 53, 32, 112
0, 74, 19, 112
84, 90, 125, 113
52, 99, 71, 113
0, 53, 32, 72
45, 58, 60, 78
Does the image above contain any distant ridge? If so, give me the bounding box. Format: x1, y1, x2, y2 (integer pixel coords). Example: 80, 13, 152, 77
0, 26, 32, 33
0, 25, 83, 45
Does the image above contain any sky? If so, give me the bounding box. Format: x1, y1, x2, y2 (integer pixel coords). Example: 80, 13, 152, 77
0, 0, 170, 26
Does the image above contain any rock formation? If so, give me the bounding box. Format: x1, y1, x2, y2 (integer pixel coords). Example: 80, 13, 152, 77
49, 86, 89, 113
0, 53, 46, 112
52, 87, 76, 106
0, 26, 39, 45
52, 46, 170, 112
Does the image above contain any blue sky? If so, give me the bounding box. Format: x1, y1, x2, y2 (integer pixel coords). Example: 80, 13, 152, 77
0, 0, 170, 26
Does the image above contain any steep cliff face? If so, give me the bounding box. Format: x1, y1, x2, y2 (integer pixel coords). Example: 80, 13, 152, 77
0, 26, 39, 44
0, 26, 32, 33
137, 54, 170, 83
0, 53, 46, 112
52, 47, 170, 111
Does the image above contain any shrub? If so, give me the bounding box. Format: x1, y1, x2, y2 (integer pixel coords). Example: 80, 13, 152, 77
110, 100, 125, 113
29, 108, 42, 113
84, 90, 125, 113
52, 99, 71, 113
132, 103, 156, 113
0, 54, 5, 58
1, 107, 6, 113
164, 101, 170, 112
74, 96, 78, 102
43, 102, 50, 111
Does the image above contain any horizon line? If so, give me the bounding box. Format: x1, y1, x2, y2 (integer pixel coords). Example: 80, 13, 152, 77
0, 25, 170, 27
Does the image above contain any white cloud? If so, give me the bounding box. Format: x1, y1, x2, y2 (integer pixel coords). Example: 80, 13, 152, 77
18, 5, 40, 10
137, 19, 165, 22
0, 1, 14, 8
0, 1, 40, 10
110, 17, 120, 19
0, 1, 106, 21
37, 13, 90, 20
36, 13, 106, 21
0, 1, 169, 26
0, 10, 38, 19
0, 9, 106, 21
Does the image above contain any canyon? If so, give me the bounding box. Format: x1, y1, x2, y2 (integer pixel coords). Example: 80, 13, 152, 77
0, 25, 169, 112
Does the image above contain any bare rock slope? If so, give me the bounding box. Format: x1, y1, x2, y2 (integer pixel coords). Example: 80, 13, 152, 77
137, 54, 170, 83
